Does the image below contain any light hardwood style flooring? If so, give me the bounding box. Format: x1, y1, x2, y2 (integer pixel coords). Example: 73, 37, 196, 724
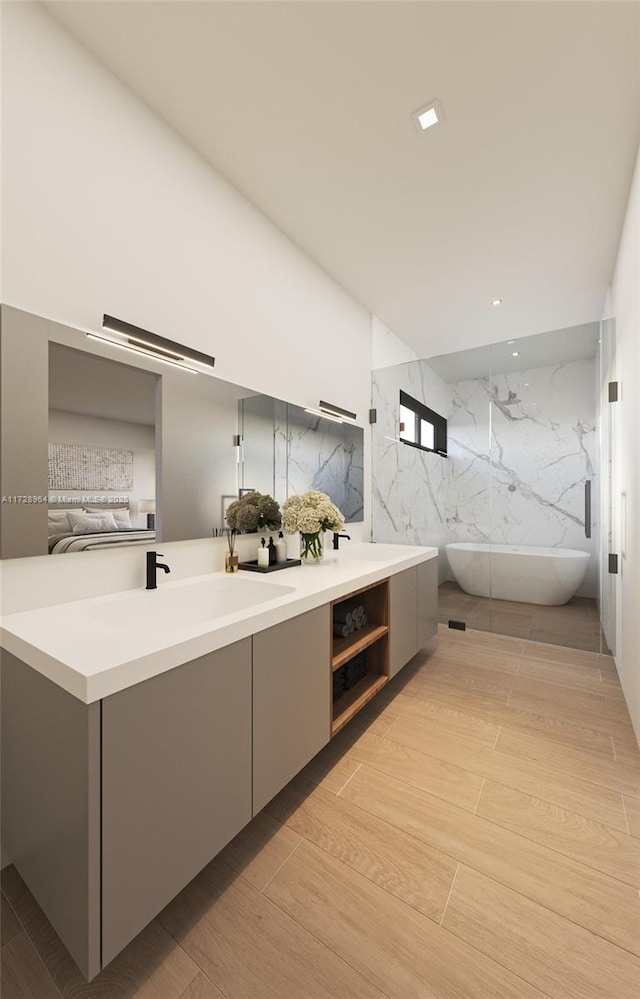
2, 626, 639, 998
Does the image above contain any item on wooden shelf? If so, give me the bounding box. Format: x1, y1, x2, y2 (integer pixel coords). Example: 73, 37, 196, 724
333, 620, 354, 639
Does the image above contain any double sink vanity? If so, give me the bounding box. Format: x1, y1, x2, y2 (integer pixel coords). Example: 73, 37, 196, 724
1, 542, 438, 980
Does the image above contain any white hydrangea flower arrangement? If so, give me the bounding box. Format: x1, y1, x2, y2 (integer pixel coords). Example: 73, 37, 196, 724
282, 490, 345, 561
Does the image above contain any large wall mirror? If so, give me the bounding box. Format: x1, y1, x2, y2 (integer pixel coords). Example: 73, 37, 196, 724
0, 306, 364, 558
240, 395, 364, 522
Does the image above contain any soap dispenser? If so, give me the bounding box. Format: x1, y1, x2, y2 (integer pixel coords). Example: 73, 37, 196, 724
257, 537, 269, 568
275, 531, 287, 564
268, 536, 277, 566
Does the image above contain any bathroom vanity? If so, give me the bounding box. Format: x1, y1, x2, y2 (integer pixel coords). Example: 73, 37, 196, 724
1, 543, 437, 979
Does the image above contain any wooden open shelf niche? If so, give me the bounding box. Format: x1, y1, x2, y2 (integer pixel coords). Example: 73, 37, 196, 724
330, 579, 390, 736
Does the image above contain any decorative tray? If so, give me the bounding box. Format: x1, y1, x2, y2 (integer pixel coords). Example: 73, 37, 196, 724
238, 558, 302, 573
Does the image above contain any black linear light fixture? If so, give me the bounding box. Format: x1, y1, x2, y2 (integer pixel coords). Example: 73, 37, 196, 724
304, 400, 357, 424
86, 315, 216, 375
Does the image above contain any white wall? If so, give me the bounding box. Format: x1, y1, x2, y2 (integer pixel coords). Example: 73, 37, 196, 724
372, 316, 418, 369
0, 2, 373, 611
1, 1, 370, 441
607, 146, 640, 742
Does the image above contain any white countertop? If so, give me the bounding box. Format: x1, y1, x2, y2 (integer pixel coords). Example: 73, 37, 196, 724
0, 543, 437, 703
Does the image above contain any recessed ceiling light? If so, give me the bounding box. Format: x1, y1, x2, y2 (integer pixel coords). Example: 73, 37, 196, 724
413, 100, 441, 132
491, 299, 502, 307
512, 351, 520, 357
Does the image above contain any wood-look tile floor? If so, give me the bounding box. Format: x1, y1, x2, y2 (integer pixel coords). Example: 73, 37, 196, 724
3, 626, 639, 998
438, 581, 609, 653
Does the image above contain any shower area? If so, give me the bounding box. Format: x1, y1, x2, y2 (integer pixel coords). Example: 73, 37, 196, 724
372, 322, 612, 655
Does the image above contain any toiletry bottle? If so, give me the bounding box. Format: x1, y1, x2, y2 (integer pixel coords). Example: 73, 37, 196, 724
268, 536, 277, 566
257, 537, 269, 568
275, 531, 287, 564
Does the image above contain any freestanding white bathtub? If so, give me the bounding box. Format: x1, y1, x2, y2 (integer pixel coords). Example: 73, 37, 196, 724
446, 543, 590, 606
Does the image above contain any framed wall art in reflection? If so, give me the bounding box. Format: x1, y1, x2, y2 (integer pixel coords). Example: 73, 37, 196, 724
48, 443, 134, 491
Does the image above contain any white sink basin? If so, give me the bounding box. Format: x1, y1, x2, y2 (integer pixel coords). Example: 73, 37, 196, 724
86, 576, 295, 630
339, 543, 416, 563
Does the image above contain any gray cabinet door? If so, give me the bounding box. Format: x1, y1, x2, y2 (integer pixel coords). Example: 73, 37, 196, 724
388, 566, 419, 677
253, 607, 330, 815
101, 639, 252, 967
417, 556, 438, 648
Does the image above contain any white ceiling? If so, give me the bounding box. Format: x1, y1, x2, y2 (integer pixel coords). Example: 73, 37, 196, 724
44, 1, 640, 358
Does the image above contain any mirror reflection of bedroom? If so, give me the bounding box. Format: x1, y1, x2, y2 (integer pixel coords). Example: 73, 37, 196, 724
47, 343, 158, 554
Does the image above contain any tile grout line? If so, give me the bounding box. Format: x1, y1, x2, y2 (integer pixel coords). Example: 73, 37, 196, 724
438, 862, 460, 926
610, 736, 618, 762
492, 725, 502, 750
0, 891, 65, 999
335, 762, 363, 798
260, 839, 303, 895
505, 690, 512, 707
196, 970, 232, 999
341, 775, 640, 959
263, 886, 396, 999
620, 795, 631, 836
473, 777, 486, 816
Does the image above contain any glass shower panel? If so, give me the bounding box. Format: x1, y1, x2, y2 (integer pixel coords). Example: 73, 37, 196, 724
599, 316, 617, 656
436, 344, 494, 633
371, 323, 606, 654
371, 347, 493, 634
487, 325, 604, 652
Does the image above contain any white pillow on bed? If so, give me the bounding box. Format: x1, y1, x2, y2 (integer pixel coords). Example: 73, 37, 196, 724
84, 506, 132, 529
68, 511, 119, 534
47, 509, 77, 535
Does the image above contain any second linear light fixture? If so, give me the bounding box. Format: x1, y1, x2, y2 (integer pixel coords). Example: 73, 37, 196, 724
87, 315, 216, 375
304, 400, 357, 424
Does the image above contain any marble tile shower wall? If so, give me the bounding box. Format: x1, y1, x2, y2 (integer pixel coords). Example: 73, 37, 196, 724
372, 360, 452, 583
373, 357, 598, 596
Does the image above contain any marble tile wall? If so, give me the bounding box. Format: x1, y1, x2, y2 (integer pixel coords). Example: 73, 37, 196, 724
372, 357, 599, 596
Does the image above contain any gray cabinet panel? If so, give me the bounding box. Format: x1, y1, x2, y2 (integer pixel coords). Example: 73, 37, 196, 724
388, 566, 419, 678
417, 557, 438, 648
253, 607, 331, 815
101, 639, 252, 967
1, 651, 101, 979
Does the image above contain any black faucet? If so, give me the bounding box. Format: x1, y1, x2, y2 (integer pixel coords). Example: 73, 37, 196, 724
332, 532, 351, 550
146, 551, 171, 590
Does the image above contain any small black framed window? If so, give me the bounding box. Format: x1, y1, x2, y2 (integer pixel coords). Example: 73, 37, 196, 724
399, 390, 447, 456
